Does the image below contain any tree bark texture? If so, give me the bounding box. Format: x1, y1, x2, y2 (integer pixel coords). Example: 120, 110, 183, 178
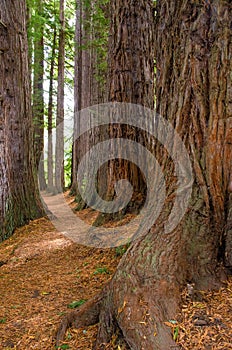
57, 1, 232, 349
155, 0, 232, 281
0, 0, 44, 241
47, 24, 57, 192
104, 0, 155, 204
55, 0, 65, 192
108, 0, 154, 108
71, 0, 82, 193
32, 0, 46, 190
72, 0, 107, 199
26, 1, 32, 90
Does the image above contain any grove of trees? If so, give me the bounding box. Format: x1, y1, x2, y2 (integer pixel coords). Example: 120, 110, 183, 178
0, 0, 231, 349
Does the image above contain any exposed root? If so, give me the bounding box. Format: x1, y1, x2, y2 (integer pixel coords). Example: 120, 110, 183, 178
56, 291, 105, 347
94, 303, 116, 349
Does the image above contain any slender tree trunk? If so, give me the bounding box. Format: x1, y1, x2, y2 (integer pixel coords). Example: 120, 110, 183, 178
91, 1, 109, 203
47, 25, 57, 192
55, 0, 65, 192
71, 0, 82, 193
0, 0, 44, 241
81, 3, 91, 110
72, 0, 95, 203
32, 0, 46, 190
79, 2, 92, 199
71, 1, 109, 198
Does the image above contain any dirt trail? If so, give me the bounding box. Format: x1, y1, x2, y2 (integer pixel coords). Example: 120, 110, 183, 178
41, 191, 145, 248
0, 217, 120, 349
0, 200, 232, 349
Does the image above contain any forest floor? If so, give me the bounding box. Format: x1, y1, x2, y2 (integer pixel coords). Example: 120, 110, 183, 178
0, 194, 232, 350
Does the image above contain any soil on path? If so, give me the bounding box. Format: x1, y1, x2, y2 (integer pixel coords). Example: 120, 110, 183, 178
0, 198, 232, 349
0, 217, 121, 349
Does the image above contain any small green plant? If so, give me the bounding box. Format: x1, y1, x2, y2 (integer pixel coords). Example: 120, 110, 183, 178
173, 326, 179, 341
66, 332, 72, 340
64, 142, 72, 188
55, 344, 70, 350
93, 267, 110, 275
58, 311, 65, 316
67, 299, 86, 309
0, 318, 6, 324
115, 245, 127, 257
115, 242, 130, 257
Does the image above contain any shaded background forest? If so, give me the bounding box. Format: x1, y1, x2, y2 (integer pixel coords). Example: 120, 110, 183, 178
28, 0, 109, 193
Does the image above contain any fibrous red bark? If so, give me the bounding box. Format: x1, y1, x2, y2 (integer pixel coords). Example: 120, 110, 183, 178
0, 0, 44, 241
57, 0, 232, 348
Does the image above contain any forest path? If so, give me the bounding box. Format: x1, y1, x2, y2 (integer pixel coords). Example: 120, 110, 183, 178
0, 217, 121, 349
41, 191, 139, 248
0, 201, 232, 349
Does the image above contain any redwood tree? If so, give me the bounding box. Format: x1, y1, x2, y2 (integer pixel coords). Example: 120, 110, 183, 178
57, 0, 232, 349
55, 0, 65, 192
96, 0, 155, 219
0, 0, 44, 241
47, 22, 57, 192
32, 0, 46, 190
71, 0, 82, 193
71, 0, 109, 197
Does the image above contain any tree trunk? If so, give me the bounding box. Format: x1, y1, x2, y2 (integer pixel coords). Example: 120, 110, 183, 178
57, 0, 232, 349
81, 3, 91, 110
79, 2, 92, 201
26, 1, 32, 90
71, 0, 82, 194
102, 0, 154, 212
55, 0, 65, 192
72, 1, 97, 202
71, 0, 109, 197
0, 0, 44, 241
32, 0, 46, 190
47, 24, 57, 192
154, 0, 232, 286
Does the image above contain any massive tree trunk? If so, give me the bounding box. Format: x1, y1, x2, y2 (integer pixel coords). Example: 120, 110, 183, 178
95, 0, 155, 224
110, 0, 154, 200
57, 0, 232, 349
0, 0, 44, 241
154, 0, 232, 284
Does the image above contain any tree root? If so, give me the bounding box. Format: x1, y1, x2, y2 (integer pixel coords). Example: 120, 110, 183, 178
56, 275, 180, 349
55, 215, 227, 349
56, 290, 105, 347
